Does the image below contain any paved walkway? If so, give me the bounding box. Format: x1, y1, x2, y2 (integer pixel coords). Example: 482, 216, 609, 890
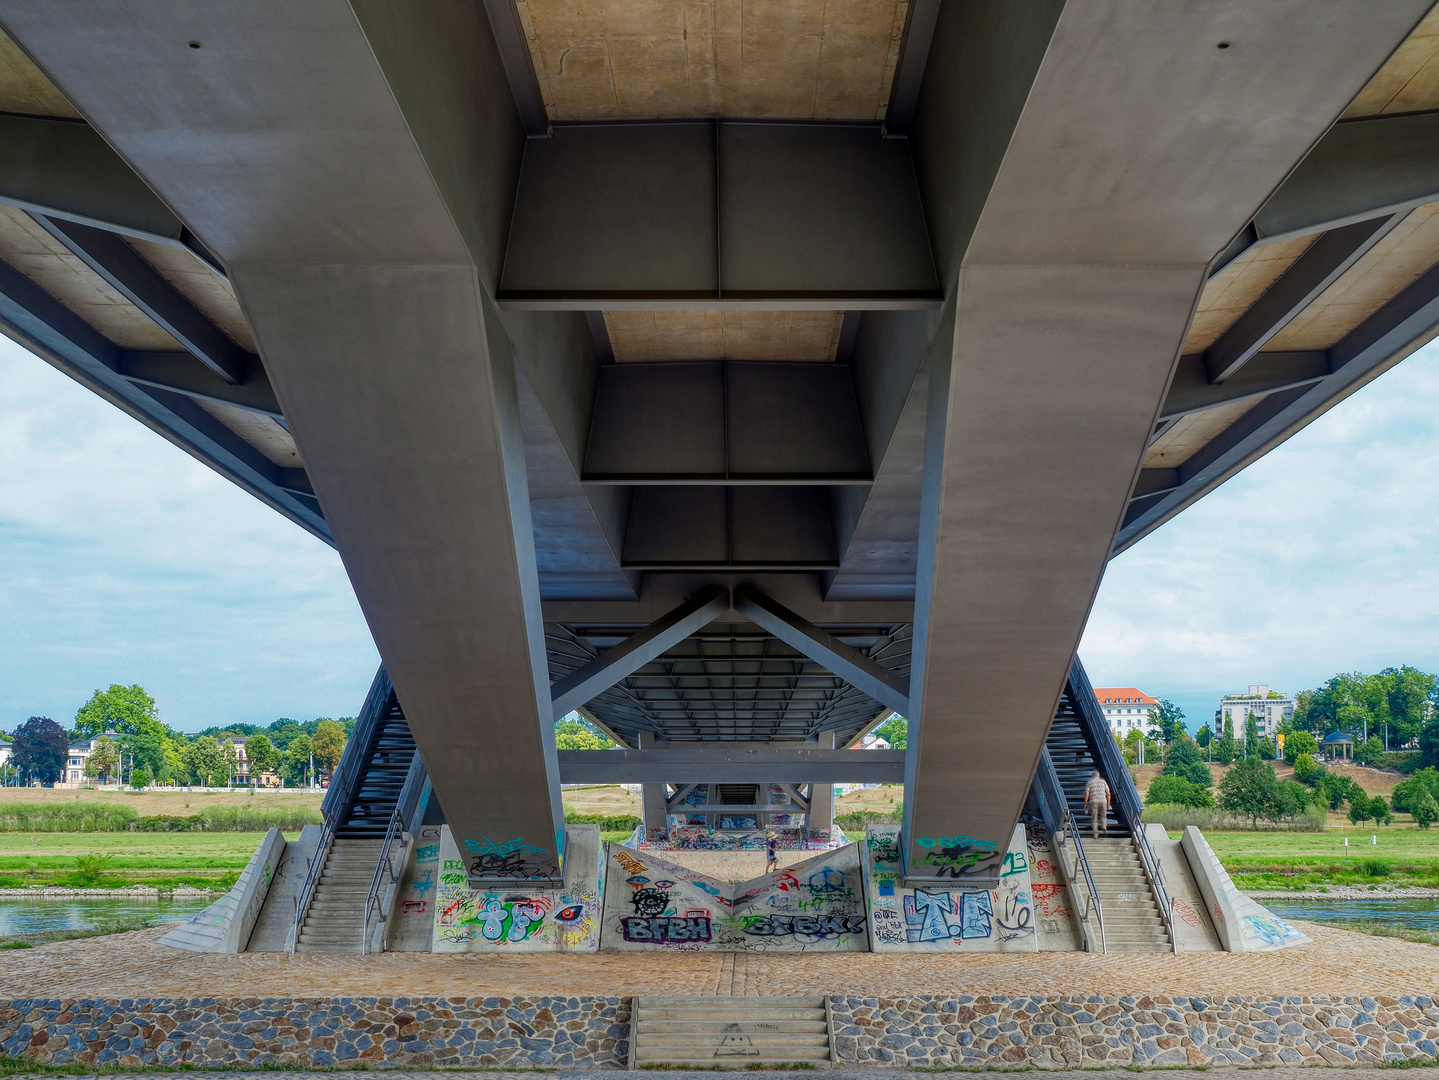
0, 920, 1435, 999
24, 1072, 1439, 1079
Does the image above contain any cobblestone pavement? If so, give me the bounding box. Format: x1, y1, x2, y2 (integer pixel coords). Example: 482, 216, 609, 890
23, 1071, 1439, 1079
0, 920, 1435, 999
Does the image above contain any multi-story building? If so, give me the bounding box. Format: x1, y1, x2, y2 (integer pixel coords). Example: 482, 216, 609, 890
60, 731, 119, 786
1218, 685, 1293, 739
1094, 687, 1160, 737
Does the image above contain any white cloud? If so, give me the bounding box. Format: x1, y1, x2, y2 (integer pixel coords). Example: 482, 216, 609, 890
0, 336, 378, 731
1081, 339, 1439, 729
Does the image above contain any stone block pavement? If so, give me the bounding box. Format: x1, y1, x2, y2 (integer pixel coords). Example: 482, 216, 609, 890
0, 920, 1433, 999
0, 920, 1436, 1070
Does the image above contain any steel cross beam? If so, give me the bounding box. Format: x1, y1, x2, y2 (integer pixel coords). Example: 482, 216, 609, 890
549, 585, 730, 719
1159, 350, 1330, 422
34, 214, 249, 384
1204, 215, 1401, 383
733, 586, 910, 716
557, 746, 906, 785
1119, 254, 1439, 551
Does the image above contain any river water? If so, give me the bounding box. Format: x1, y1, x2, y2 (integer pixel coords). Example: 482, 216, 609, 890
1262, 895, 1439, 931
0, 896, 211, 937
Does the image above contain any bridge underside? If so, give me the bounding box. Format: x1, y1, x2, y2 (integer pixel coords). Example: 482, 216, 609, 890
2, 1, 1439, 887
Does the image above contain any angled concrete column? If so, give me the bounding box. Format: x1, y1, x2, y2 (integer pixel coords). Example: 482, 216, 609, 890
900, 0, 1430, 886
806, 732, 836, 837
637, 731, 669, 836
0, 1, 572, 886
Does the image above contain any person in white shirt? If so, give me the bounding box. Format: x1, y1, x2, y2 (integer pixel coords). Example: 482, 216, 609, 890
1083, 770, 1111, 839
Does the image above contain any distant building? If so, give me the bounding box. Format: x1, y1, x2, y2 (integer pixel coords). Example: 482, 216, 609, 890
1094, 688, 1159, 737
1219, 685, 1293, 739
60, 731, 119, 787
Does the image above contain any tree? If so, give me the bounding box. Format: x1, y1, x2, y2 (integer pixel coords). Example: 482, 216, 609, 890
1146, 774, 1214, 808
84, 736, 119, 783
244, 734, 278, 778
124, 732, 167, 781
1291, 752, 1324, 785
73, 684, 165, 740
279, 734, 314, 787
1392, 767, 1439, 813
1150, 700, 1187, 744
11, 717, 69, 784
1162, 739, 1212, 787
182, 736, 225, 786
1244, 715, 1261, 759
1369, 793, 1393, 826
1419, 717, 1439, 770
130, 765, 152, 790
1218, 755, 1280, 827
1195, 723, 1213, 748
873, 714, 907, 749
311, 720, 347, 776
1284, 730, 1318, 758
554, 716, 614, 750
1412, 785, 1439, 829
1348, 797, 1371, 826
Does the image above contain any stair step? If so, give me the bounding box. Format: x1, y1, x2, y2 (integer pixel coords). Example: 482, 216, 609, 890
642, 1008, 826, 1021
637, 1021, 828, 1034
641, 1035, 829, 1048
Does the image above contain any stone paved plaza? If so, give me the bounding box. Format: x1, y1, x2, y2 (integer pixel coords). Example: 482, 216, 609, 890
0, 920, 1434, 999
0, 921, 1435, 1069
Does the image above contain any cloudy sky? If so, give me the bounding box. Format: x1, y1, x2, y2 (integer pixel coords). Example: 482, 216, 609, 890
2, 332, 1438, 734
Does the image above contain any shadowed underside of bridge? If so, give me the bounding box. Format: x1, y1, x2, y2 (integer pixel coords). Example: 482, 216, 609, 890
1, 1, 1438, 887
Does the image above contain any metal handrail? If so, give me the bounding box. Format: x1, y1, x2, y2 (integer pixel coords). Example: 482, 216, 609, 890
288, 816, 335, 953
1130, 819, 1178, 954
361, 808, 405, 954
1057, 807, 1106, 954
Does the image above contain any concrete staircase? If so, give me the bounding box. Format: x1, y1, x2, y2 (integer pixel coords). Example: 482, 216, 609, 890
295, 838, 383, 954
1083, 837, 1171, 953
630, 996, 832, 1067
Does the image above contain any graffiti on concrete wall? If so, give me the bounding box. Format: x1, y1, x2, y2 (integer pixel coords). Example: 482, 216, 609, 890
432, 825, 602, 953
599, 842, 867, 952
864, 824, 1037, 954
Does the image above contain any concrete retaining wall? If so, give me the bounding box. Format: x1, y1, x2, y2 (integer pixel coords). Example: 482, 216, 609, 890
599, 842, 866, 951
1182, 825, 1309, 952
433, 825, 603, 952
3, 993, 1437, 1068
159, 827, 285, 953
863, 824, 1038, 953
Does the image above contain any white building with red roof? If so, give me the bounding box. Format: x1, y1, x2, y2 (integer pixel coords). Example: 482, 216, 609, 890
1093, 687, 1159, 737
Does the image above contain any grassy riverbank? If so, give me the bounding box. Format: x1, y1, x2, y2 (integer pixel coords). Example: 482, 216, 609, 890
0, 831, 288, 890
1199, 826, 1439, 890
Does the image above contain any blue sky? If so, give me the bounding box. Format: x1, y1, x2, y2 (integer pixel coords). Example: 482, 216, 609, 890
2, 332, 1438, 734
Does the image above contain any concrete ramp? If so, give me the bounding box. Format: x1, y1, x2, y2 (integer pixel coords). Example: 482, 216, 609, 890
385, 823, 443, 952
1182, 826, 1310, 952
246, 824, 321, 952
433, 824, 603, 952
160, 828, 285, 953
600, 843, 866, 952
863, 824, 1037, 953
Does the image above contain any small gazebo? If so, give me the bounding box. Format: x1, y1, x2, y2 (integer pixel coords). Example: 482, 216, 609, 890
1322, 730, 1355, 761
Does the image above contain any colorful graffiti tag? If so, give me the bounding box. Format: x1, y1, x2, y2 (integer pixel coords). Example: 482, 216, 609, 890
432, 825, 602, 953
600, 842, 867, 952
864, 824, 1037, 954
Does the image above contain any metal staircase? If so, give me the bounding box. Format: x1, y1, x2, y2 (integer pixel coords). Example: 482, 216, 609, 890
288, 666, 428, 953
1027, 658, 1177, 953
629, 997, 832, 1067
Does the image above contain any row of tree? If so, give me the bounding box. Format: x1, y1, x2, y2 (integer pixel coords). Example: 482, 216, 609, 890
8, 684, 352, 787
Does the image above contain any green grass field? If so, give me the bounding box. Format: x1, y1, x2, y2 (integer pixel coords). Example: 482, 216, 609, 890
0, 831, 295, 890
1186, 826, 1439, 889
